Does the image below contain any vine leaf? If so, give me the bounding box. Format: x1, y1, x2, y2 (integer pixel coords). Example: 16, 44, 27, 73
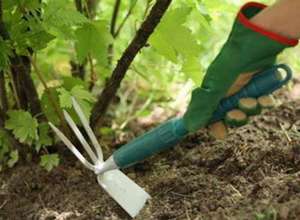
40, 154, 60, 171
58, 85, 95, 120
75, 20, 112, 65
43, 0, 88, 37
5, 110, 38, 144
149, 6, 203, 83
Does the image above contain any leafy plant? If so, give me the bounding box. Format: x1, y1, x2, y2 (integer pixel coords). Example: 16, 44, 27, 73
5, 110, 38, 144
40, 154, 60, 172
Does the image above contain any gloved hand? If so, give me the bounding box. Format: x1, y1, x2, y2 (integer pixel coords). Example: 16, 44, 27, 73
209, 77, 276, 139
182, 2, 298, 138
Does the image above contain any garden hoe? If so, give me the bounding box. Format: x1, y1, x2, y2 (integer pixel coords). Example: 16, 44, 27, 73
50, 64, 292, 217
49, 98, 151, 218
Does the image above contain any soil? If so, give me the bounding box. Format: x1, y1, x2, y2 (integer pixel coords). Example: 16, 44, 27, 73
1, 89, 300, 220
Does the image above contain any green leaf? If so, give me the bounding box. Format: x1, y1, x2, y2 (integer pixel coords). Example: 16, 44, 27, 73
99, 127, 114, 136
5, 110, 38, 144
35, 123, 52, 152
7, 150, 19, 168
62, 76, 88, 91
71, 85, 95, 103
3, 0, 40, 10
75, 20, 112, 65
8, 12, 55, 53
149, 5, 203, 83
26, 21, 55, 50
148, 33, 177, 62
43, 0, 88, 37
40, 154, 60, 172
181, 57, 203, 84
58, 87, 72, 108
58, 85, 95, 120
150, 6, 201, 62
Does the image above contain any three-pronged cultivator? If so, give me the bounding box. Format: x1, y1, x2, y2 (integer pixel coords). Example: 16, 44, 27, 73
49, 97, 150, 218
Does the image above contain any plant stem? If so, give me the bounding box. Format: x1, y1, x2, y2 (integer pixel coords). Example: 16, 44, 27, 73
30, 56, 70, 135
7, 70, 21, 109
114, 0, 137, 38
110, 0, 121, 36
88, 54, 96, 91
143, 0, 152, 19
90, 0, 173, 129
0, 71, 8, 111
0, 0, 8, 112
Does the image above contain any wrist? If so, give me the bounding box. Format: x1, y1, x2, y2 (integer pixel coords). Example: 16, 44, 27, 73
237, 2, 298, 46
250, 2, 300, 40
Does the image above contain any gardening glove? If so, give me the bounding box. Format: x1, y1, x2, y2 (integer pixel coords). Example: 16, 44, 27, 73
182, 2, 298, 138
210, 70, 277, 139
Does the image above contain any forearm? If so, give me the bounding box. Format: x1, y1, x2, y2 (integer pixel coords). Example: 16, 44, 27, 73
251, 0, 300, 39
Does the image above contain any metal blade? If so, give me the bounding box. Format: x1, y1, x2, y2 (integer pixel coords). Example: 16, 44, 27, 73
71, 97, 103, 161
63, 110, 98, 164
97, 170, 151, 218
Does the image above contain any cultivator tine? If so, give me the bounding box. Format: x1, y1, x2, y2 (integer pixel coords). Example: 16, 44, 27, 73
71, 97, 103, 162
49, 97, 151, 218
63, 110, 98, 163
48, 122, 95, 171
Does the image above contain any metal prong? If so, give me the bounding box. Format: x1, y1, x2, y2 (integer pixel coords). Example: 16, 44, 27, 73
63, 110, 98, 164
49, 122, 95, 171
71, 97, 103, 161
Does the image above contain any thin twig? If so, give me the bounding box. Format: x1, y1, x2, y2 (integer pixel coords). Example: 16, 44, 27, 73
0, 0, 9, 111
0, 200, 8, 210
110, 0, 121, 36
114, 0, 137, 38
143, 0, 152, 19
279, 122, 292, 142
83, 0, 93, 19
185, 208, 191, 220
7, 70, 21, 109
88, 54, 96, 90
0, 71, 8, 111
0, 0, 2, 21
107, 0, 121, 65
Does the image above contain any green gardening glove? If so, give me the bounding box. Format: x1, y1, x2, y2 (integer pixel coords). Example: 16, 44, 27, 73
183, 2, 298, 133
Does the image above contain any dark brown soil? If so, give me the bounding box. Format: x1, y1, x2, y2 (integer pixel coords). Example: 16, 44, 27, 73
1, 89, 300, 220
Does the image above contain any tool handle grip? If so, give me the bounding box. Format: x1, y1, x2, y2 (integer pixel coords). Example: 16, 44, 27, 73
113, 64, 292, 168
210, 64, 292, 122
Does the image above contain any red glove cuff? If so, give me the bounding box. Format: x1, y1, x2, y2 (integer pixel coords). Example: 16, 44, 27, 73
238, 2, 298, 46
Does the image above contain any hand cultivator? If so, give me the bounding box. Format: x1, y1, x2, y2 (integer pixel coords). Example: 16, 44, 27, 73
49, 98, 150, 218
50, 64, 292, 217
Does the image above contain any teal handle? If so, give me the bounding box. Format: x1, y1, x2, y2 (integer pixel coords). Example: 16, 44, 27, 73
113, 64, 292, 168
114, 118, 188, 168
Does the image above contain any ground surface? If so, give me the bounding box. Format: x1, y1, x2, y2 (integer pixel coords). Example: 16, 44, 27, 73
1, 88, 300, 220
